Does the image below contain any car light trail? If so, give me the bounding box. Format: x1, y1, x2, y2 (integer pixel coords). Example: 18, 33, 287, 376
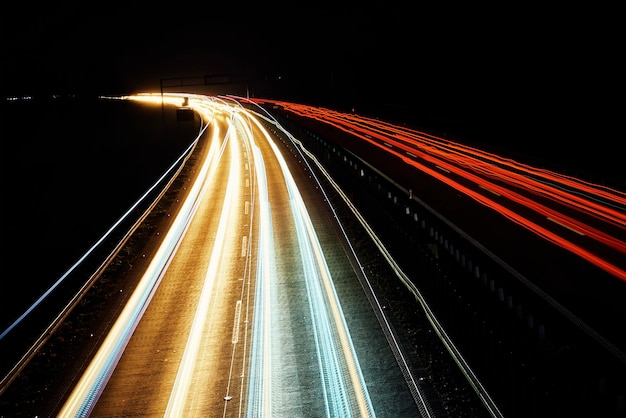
50, 93, 469, 417
250, 99, 626, 283
120, 97, 369, 416
58, 102, 228, 417
246, 138, 275, 417
242, 97, 499, 417
164, 113, 242, 416
245, 110, 376, 417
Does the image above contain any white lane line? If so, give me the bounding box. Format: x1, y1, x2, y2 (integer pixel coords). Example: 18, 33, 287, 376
241, 236, 248, 257
232, 301, 242, 344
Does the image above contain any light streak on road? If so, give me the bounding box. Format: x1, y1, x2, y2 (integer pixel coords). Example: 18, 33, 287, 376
54, 94, 400, 417
241, 98, 498, 417
58, 99, 227, 417
50, 93, 623, 417
246, 138, 275, 417
250, 99, 626, 282
244, 110, 376, 417
164, 114, 241, 416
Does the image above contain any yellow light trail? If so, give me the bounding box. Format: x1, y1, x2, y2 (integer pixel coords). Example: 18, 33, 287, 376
165, 111, 242, 416
58, 98, 225, 417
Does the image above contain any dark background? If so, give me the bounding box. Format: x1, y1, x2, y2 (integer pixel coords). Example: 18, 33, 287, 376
2, 1, 624, 184
0, 4, 624, 415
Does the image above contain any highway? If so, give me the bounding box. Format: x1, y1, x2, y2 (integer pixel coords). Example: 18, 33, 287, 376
4, 92, 624, 417
57, 94, 424, 417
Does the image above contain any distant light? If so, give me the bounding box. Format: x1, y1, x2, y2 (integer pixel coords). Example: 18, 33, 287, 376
127, 92, 189, 106
4, 95, 32, 102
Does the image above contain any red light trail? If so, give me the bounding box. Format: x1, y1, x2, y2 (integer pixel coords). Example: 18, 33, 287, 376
250, 99, 626, 283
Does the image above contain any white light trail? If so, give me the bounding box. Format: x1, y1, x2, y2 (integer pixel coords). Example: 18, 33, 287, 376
246, 136, 275, 417
245, 109, 376, 417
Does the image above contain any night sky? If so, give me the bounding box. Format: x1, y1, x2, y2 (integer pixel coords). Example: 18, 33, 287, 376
2, 1, 624, 184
